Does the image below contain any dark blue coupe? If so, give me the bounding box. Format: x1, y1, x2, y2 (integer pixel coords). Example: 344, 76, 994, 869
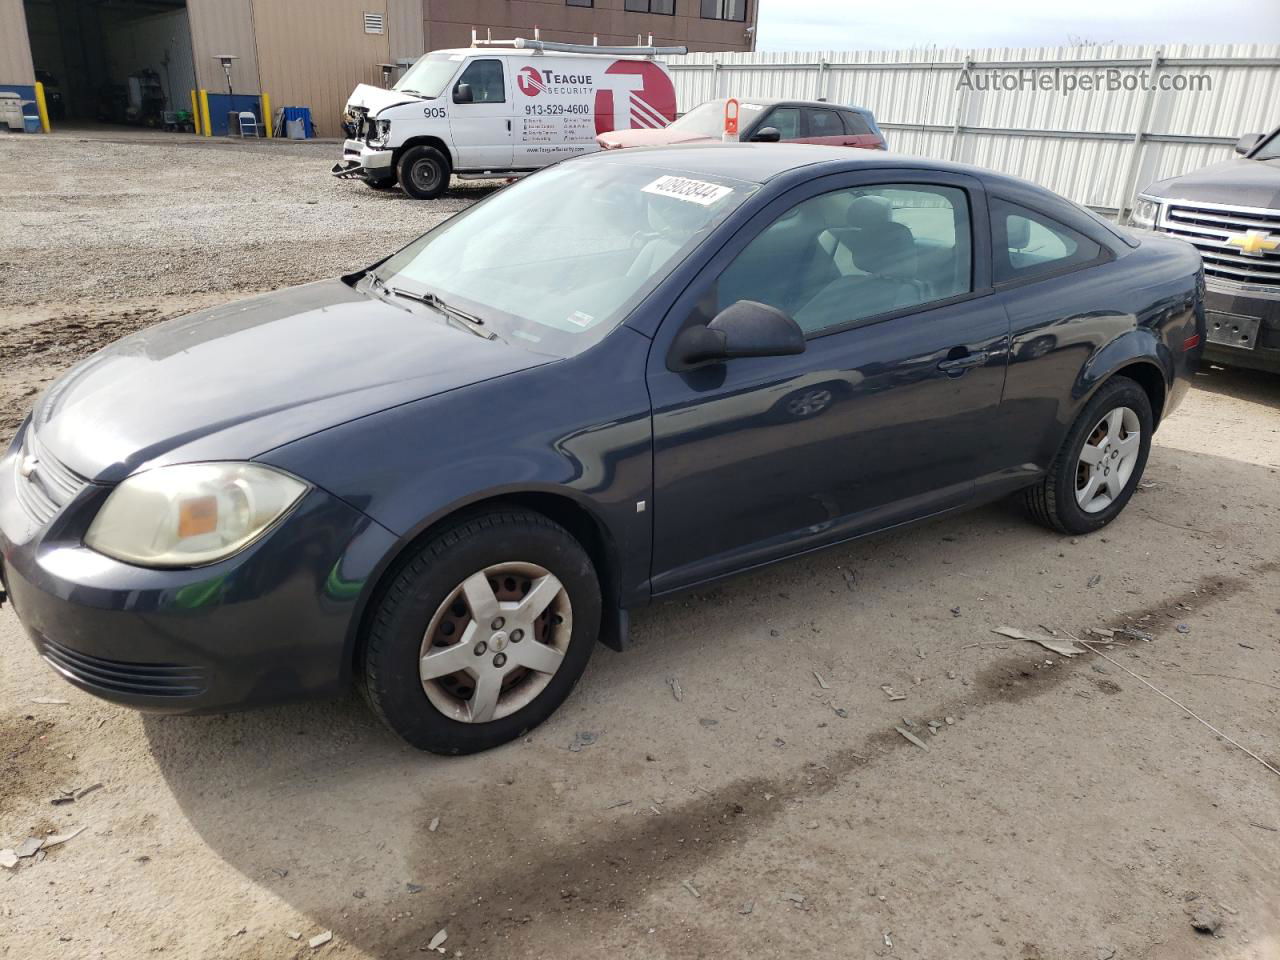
1, 145, 1204, 753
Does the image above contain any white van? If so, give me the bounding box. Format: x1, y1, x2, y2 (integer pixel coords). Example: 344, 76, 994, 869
332, 37, 683, 200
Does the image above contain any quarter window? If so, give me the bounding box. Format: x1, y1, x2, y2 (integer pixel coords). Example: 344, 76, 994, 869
715, 184, 973, 336
455, 59, 505, 103
841, 111, 872, 136
992, 199, 1103, 283
701, 0, 748, 20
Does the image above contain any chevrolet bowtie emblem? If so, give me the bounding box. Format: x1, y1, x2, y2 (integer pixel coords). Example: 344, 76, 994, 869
1226, 229, 1280, 257
19, 456, 38, 479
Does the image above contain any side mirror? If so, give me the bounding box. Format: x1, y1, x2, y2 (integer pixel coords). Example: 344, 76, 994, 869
668, 300, 805, 371
750, 126, 781, 143
1234, 133, 1263, 155
453, 82, 473, 104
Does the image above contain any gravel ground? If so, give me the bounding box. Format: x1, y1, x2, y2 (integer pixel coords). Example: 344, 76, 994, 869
2, 134, 1280, 960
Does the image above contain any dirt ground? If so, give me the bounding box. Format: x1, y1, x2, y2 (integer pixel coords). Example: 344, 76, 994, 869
1, 134, 1279, 960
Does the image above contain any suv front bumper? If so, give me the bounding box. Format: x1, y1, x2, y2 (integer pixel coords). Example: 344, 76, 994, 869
331, 139, 394, 181
1204, 280, 1280, 374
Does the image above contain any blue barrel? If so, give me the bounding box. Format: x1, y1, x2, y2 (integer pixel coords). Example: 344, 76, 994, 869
23, 114, 41, 133
280, 106, 313, 139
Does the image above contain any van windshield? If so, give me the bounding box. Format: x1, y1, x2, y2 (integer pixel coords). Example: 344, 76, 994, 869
371, 161, 757, 356
393, 53, 461, 98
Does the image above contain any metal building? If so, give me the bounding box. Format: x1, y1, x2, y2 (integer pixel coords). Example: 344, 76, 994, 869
0, 0, 756, 137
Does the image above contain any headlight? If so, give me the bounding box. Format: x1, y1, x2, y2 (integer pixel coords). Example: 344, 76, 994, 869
85, 463, 308, 568
371, 119, 391, 145
1130, 195, 1161, 229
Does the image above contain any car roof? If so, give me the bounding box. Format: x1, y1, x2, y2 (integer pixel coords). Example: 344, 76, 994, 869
577, 142, 989, 186
727, 96, 870, 112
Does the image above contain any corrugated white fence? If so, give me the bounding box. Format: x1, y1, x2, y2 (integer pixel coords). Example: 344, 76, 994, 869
663, 44, 1280, 217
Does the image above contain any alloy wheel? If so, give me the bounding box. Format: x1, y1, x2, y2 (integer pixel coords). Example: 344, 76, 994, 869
419, 561, 572, 723
1075, 406, 1141, 514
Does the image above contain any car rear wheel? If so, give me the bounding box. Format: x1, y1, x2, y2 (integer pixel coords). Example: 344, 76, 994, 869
361, 508, 600, 754
1025, 377, 1153, 535
397, 145, 451, 201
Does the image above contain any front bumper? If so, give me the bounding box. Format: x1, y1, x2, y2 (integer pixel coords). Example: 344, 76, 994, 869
1202, 280, 1280, 374
1, 432, 398, 714
331, 139, 394, 180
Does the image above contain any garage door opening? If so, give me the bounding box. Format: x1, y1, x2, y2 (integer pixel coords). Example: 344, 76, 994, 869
23, 0, 196, 131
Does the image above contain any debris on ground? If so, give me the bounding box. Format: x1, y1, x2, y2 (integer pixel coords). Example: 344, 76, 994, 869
308, 930, 333, 948
406, 883, 425, 894
1087, 573, 1102, 588
950, 606, 962, 617
14, 837, 43, 858
427, 928, 448, 951
30, 696, 69, 705
895, 726, 928, 750
0, 850, 18, 869
832, 706, 849, 718
738, 901, 754, 915
784, 893, 806, 907
813, 670, 830, 689
840, 567, 856, 590
884, 931, 894, 948
945, 716, 955, 725
1189, 909, 1222, 935
992, 626, 1084, 657
881, 685, 906, 701
682, 879, 701, 898
1176, 623, 1191, 634
51, 783, 104, 806
668, 677, 683, 702
568, 731, 599, 752
287, 931, 302, 941
699, 718, 719, 727
606, 799, 632, 809
42, 826, 86, 849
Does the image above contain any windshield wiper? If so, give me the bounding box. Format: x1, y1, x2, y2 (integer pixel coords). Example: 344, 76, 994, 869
385, 285, 497, 341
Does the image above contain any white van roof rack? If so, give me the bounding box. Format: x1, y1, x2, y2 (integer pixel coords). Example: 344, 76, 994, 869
470, 26, 686, 58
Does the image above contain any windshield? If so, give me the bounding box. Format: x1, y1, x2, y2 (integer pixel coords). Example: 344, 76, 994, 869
393, 53, 462, 97
373, 162, 757, 355
1252, 131, 1280, 161
672, 99, 768, 138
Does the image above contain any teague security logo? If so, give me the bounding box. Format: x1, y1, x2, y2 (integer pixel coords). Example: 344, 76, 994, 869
517, 66, 545, 97
593, 61, 676, 135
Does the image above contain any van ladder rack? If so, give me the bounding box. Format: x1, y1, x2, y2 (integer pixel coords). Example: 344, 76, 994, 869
470, 27, 686, 58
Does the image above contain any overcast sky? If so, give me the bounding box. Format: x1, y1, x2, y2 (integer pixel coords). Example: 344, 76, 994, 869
757, 0, 1280, 51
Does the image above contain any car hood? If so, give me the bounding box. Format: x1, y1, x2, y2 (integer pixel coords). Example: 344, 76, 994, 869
598, 127, 714, 149
31, 280, 553, 483
1146, 157, 1280, 209
345, 83, 424, 116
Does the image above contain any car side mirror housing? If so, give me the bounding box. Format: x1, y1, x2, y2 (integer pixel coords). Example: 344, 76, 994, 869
750, 126, 781, 143
453, 82, 473, 104
668, 300, 805, 371
1234, 133, 1263, 155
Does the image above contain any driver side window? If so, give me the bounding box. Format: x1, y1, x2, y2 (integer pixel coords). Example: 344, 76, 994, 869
715, 183, 974, 336
456, 59, 505, 103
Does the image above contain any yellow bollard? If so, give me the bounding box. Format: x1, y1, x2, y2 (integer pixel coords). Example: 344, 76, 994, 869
261, 92, 273, 138
33, 82, 51, 132
190, 89, 201, 135
199, 89, 212, 136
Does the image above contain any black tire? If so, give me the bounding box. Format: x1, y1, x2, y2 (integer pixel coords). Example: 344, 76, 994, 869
362, 508, 601, 754
364, 175, 396, 190
396, 145, 451, 201
1024, 377, 1153, 535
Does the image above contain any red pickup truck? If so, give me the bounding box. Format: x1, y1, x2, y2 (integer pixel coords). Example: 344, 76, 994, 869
597, 97, 887, 151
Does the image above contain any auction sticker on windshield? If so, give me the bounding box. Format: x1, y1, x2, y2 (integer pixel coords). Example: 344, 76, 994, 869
642, 175, 735, 206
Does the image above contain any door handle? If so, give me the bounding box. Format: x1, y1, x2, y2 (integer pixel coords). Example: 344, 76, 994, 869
937, 350, 988, 374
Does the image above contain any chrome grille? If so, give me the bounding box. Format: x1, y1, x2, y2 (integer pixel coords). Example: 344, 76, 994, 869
12, 431, 87, 526
1157, 200, 1280, 288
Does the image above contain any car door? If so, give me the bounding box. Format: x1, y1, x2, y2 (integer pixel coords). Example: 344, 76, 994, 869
448, 58, 514, 171
646, 171, 1011, 594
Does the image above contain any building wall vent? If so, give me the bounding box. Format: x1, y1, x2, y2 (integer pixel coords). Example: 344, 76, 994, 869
364, 12, 385, 34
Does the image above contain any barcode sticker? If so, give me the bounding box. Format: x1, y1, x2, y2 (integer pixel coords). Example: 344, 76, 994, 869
642, 175, 734, 206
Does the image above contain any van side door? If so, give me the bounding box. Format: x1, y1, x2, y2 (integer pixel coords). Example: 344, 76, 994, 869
448, 58, 514, 171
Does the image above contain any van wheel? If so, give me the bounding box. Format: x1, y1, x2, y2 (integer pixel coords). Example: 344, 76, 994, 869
397, 146, 451, 200
1024, 377, 1153, 535
361, 508, 601, 754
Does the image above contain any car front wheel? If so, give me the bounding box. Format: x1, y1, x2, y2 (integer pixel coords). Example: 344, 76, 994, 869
362, 508, 601, 754
1025, 376, 1153, 535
